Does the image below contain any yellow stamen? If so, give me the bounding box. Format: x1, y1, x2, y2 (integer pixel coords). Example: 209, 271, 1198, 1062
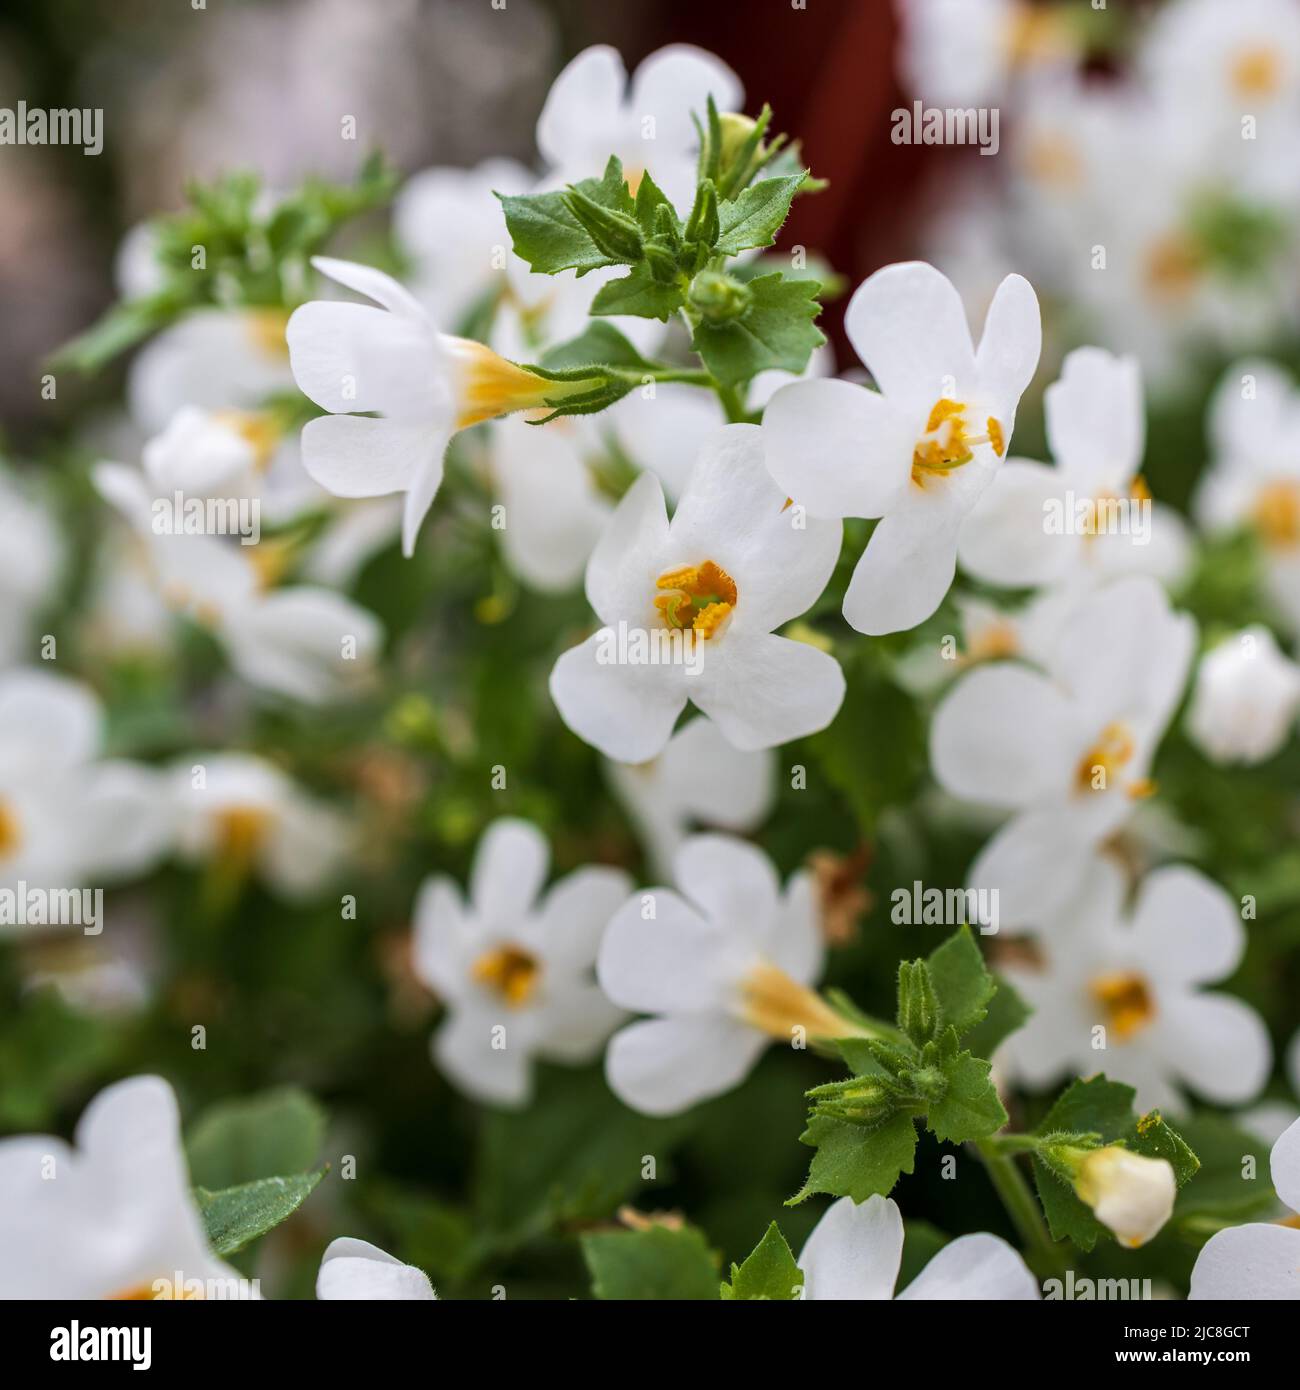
471, 944, 540, 1008
245, 308, 291, 362
1076, 721, 1136, 792
214, 806, 272, 867
1252, 479, 1300, 548
964, 621, 1020, 663
987, 416, 1005, 457
738, 960, 852, 1042
911, 399, 1001, 487
1230, 46, 1281, 99
214, 409, 281, 471
1090, 971, 1156, 1042
653, 560, 738, 636
0, 800, 20, 859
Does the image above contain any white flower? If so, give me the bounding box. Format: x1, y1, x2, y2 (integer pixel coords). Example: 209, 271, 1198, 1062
170, 752, 351, 900
0, 1075, 252, 1298
931, 575, 1195, 928
412, 818, 630, 1108
1190, 1117, 1300, 1299
1186, 625, 1300, 764
1196, 360, 1300, 637
550, 424, 844, 761
1072, 1147, 1177, 1249
484, 414, 612, 593
128, 307, 296, 435
598, 834, 833, 1116
316, 1238, 436, 1301
0, 669, 169, 914
537, 44, 742, 209
288, 256, 566, 556
999, 858, 1271, 1112
798, 1194, 1039, 1300
958, 347, 1190, 590
605, 715, 775, 878
762, 261, 1040, 634
93, 460, 382, 704
0, 471, 62, 667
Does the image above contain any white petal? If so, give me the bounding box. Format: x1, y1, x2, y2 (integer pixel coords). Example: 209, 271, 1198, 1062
1155, 993, 1271, 1105
967, 813, 1108, 931
930, 664, 1077, 808
309, 256, 428, 321
1045, 347, 1144, 492
411, 875, 471, 999
629, 44, 743, 153
316, 1238, 436, 1300
898, 1233, 1039, 1300
299, 415, 439, 499
434, 1005, 534, 1107
536, 45, 627, 170
1130, 866, 1243, 986
691, 632, 845, 751
673, 834, 781, 937
0, 669, 101, 773
797, 1195, 903, 1300
764, 870, 825, 986
585, 471, 671, 626
1189, 1223, 1300, 1300
973, 273, 1042, 426
842, 508, 961, 636
531, 980, 626, 1063
956, 459, 1076, 587
762, 378, 914, 520
402, 455, 448, 557
470, 818, 549, 927
655, 716, 776, 831
532, 864, 632, 974
549, 631, 686, 762
1271, 1117, 1300, 1214
604, 1014, 768, 1116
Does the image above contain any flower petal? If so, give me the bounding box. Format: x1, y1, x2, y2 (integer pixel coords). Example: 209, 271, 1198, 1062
673, 833, 781, 937
629, 44, 743, 153
1271, 1117, 1300, 1214
1044, 347, 1143, 493
973, 273, 1041, 426
798, 1194, 903, 1301
585, 471, 671, 626
433, 1004, 534, 1108
532, 865, 633, 974
299, 415, 439, 500
470, 818, 550, 927
898, 1233, 1039, 1300
316, 1238, 436, 1300
536, 45, 627, 170
842, 507, 961, 636
1189, 1223, 1300, 1300
957, 459, 1076, 587
1131, 866, 1243, 987
310, 255, 428, 321
604, 1014, 768, 1116
1154, 992, 1271, 1106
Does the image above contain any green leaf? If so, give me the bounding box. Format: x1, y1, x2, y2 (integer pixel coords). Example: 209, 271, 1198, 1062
1129, 1110, 1200, 1188
714, 173, 806, 255
720, 1222, 804, 1300
925, 1048, 1008, 1144
536, 321, 655, 375
789, 1110, 918, 1204
1032, 1155, 1106, 1251
590, 264, 685, 321
1036, 1075, 1136, 1143
1172, 1116, 1274, 1221
581, 1224, 719, 1300
690, 272, 824, 388
185, 1086, 326, 1189
499, 155, 635, 276
961, 971, 1031, 1057
926, 927, 995, 1039
195, 1168, 325, 1256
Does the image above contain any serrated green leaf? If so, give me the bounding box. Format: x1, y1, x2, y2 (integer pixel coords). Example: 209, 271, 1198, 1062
714, 173, 806, 256
590, 264, 685, 321
926, 1049, 1008, 1144
498, 156, 634, 276
1035, 1075, 1136, 1143
195, 1168, 324, 1256
789, 1110, 917, 1204
581, 1224, 719, 1300
961, 971, 1031, 1058
536, 321, 655, 375
1129, 1110, 1200, 1187
185, 1086, 326, 1189
925, 927, 995, 1038
690, 272, 823, 388
720, 1222, 804, 1300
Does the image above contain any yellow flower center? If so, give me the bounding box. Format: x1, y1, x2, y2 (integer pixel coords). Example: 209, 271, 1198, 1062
1252, 479, 1300, 548
471, 944, 541, 1008
1230, 46, 1281, 99
1090, 970, 1156, 1042
738, 960, 851, 1042
1005, 3, 1071, 67
214, 805, 272, 866
964, 621, 1020, 663
912, 399, 1004, 488
0, 799, 20, 860
213, 408, 281, 471
1144, 234, 1202, 303
654, 560, 737, 638
1022, 134, 1083, 189
1076, 721, 1155, 799
245, 308, 291, 362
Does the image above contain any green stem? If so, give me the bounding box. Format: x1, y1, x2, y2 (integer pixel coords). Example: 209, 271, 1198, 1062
715, 380, 749, 423
975, 1139, 1068, 1280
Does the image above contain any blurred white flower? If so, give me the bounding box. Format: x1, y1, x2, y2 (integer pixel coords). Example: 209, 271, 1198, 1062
1196, 360, 1300, 636
799, 1194, 1039, 1300
0, 471, 62, 668
0, 1075, 253, 1298
959, 347, 1189, 590
763, 262, 1040, 634
605, 715, 775, 878
537, 44, 742, 210
931, 575, 1194, 929
1186, 625, 1300, 765
316, 1237, 436, 1300
170, 752, 352, 900
412, 818, 629, 1108
0, 669, 169, 915
550, 424, 844, 761
1000, 858, 1270, 1112
288, 256, 564, 556
598, 834, 831, 1116
1190, 1116, 1300, 1299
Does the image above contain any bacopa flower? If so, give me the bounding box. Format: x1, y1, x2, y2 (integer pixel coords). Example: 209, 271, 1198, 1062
550, 424, 845, 761
598, 834, 836, 1116
798, 1194, 1039, 1300
1185, 625, 1300, 765
931, 575, 1194, 928
536, 43, 742, 208
0, 1076, 252, 1298
0, 669, 168, 912
999, 858, 1271, 1113
1190, 1117, 1300, 1299
762, 261, 1040, 635
287, 256, 564, 556
605, 715, 775, 878
170, 752, 352, 900
1066, 1147, 1177, 1249
958, 346, 1189, 590
316, 1238, 436, 1301
411, 818, 630, 1108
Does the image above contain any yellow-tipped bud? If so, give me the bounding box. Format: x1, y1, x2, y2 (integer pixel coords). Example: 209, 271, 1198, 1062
1074, 1147, 1176, 1249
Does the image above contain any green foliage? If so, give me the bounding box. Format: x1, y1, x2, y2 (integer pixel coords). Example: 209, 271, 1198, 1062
196, 1168, 325, 1257
581, 1224, 719, 1300
720, 1221, 803, 1299
185, 1086, 327, 1189
690, 273, 824, 388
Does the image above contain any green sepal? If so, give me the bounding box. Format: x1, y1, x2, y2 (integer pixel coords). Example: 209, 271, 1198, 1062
719, 1222, 804, 1300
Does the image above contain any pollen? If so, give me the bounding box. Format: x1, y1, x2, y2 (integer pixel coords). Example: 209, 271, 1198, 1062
472, 944, 540, 1008
912, 399, 1001, 487
0, 800, 20, 859
1252, 479, 1300, 548
214, 805, 272, 865
1090, 970, 1156, 1042
1076, 721, 1136, 792
1230, 46, 1281, 99
654, 560, 737, 636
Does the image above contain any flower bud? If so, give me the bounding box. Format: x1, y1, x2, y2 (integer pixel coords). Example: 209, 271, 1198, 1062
689, 270, 753, 324
1073, 1146, 1176, 1248
1185, 625, 1300, 765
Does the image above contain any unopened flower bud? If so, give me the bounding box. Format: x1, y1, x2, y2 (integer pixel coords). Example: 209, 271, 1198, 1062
1072, 1146, 1176, 1249
689, 270, 752, 324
